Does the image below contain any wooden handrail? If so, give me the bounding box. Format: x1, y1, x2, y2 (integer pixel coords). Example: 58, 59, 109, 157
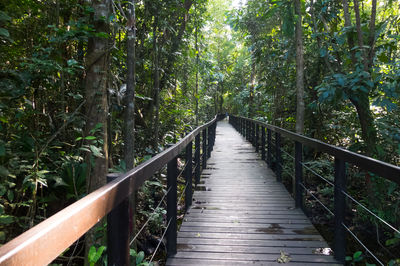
0, 116, 219, 265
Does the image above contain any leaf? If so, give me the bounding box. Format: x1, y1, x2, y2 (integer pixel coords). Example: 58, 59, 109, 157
0, 231, 5, 241
67, 59, 78, 66
79, 146, 91, 152
0, 185, 5, 196
90, 145, 104, 158
320, 48, 327, 57
0, 141, 5, 156
0, 166, 9, 177
7, 190, 14, 202
0, 28, 10, 38
0, 11, 11, 22
0, 215, 14, 225
93, 246, 105, 263
353, 251, 362, 258
88, 246, 96, 262
130, 249, 137, 257
277, 250, 291, 263
136, 251, 144, 265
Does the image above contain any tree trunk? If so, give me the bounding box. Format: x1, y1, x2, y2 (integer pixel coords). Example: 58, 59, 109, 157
195, 5, 199, 126
368, 0, 377, 68
124, 0, 136, 250
124, 0, 135, 169
152, 16, 160, 150
349, 95, 377, 156
342, 0, 356, 64
353, 0, 368, 70
294, 0, 305, 134
84, 0, 110, 261
249, 54, 255, 117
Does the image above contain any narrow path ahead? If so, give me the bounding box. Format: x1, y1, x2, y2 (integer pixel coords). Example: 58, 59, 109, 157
167, 120, 339, 265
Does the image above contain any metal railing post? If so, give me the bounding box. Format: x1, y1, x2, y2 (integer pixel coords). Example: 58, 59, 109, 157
295, 141, 303, 209
267, 129, 272, 166
208, 125, 212, 158
202, 129, 207, 169
275, 132, 282, 182
334, 158, 347, 263
185, 141, 193, 211
107, 173, 130, 266
255, 124, 259, 152
245, 120, 249, 141
167, 157, 178, 256
195, 134, 201, 185
261, 127, 266, 160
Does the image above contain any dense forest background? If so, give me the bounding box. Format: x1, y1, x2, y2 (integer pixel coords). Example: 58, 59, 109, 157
0, 0, 399, 264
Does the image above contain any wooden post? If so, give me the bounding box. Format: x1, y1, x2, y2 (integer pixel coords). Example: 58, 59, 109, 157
107, 173, 130, 266
195, 134, 201, 185
295, 141, 303, 209
185, 141, 193, 211
334, 158, 346, 263
275, 132, 282, 182
261, 127, 266, 160
167, 157, 178, 256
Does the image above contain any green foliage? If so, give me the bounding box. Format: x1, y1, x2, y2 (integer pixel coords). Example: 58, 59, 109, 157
345, 251, 364, 265
88, 245, 106, 266
130, 249, 153, 266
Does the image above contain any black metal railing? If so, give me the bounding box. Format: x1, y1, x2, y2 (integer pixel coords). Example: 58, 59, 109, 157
229, 115, 400, 264
0, 115, 223, 265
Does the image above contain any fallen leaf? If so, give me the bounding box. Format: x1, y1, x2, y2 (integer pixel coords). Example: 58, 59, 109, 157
277, 250, 291, 263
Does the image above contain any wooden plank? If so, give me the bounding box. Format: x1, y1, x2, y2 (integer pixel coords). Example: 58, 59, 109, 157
175, 244, 332, 255
167, 258, 341, 266
180, 222, 315, 229
183, 217, 311, 224
177, 238, 327, 247
171, 251, 339, 263
177, 231, 324, 241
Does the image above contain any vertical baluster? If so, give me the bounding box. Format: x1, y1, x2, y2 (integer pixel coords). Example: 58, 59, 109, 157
185, 141, 193, 211
167, 157, 178, 256
195, 134, 201, 185
202, 129, 207, 169
255, 124, 259, 152
295, 141, 303, 209
261, 127, 266, 160
334, 158, 346, 263
246, 120, 249, 141
107, 173, 130, 266
267, 129, 272, 166
275, 132, 282, 182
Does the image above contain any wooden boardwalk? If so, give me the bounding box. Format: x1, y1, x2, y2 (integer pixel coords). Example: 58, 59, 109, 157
166, 120, 339, 265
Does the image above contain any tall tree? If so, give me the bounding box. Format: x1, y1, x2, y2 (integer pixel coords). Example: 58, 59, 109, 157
84, 0, 111, 257
294, 0, 305, 134
124, 0, 136, 170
